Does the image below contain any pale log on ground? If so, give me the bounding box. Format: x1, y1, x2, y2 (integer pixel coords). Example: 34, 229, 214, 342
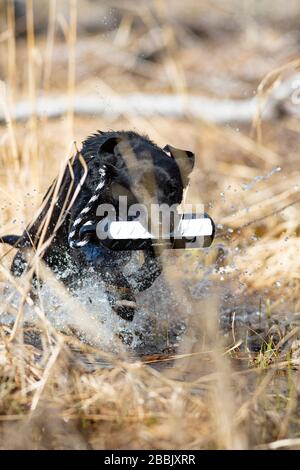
0, 74, 300, 124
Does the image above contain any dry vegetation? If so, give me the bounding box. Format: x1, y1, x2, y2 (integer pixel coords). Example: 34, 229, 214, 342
0, 0, 300, 449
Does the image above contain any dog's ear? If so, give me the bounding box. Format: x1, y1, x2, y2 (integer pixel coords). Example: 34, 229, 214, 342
99, 136, 121, 155
98, 136, 122, 168
164, 145, 195, 186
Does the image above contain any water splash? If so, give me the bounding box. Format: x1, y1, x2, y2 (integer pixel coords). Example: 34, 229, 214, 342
242, 167, 281, 191
0, 268, 188, 355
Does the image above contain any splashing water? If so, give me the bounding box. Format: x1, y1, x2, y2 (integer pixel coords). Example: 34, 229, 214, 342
242, 167, 281, 191
0, 262, 189, 355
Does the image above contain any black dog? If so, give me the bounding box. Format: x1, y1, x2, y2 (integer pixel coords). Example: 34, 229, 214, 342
0, 131, 194, 321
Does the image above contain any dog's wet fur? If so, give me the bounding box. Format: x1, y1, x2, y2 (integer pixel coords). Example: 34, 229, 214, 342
0, 131, 195, 321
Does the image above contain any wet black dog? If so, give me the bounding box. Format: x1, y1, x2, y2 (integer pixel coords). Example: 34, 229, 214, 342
0, 131, 194, 321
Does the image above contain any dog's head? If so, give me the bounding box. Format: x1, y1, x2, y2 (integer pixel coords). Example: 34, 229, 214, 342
65, 131, 195, 266
81, 131, 194, 213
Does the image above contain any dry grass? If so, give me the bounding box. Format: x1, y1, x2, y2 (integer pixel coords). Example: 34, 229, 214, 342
0, 0, 300, 449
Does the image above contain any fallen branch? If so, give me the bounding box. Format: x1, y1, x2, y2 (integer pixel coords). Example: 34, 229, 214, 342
1, 74, 299, 124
